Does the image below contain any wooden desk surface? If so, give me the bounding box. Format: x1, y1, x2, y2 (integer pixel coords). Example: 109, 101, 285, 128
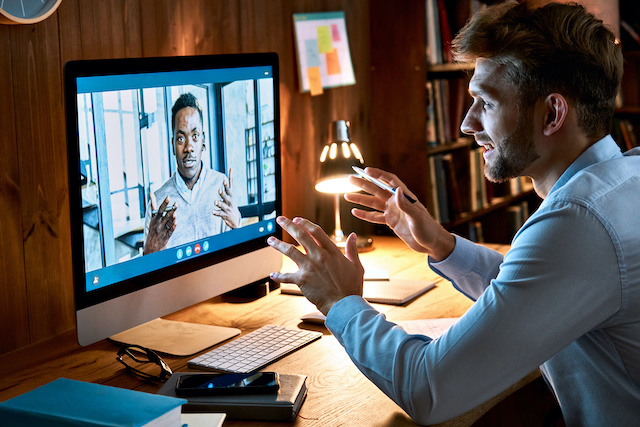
0, 236, 534, 426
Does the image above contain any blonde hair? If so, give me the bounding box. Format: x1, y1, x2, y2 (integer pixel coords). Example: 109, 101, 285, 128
452, 1, 623, 139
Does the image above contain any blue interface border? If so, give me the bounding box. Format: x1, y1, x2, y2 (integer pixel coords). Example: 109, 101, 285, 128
85, 218, 276, 292
76, 65, 272, 94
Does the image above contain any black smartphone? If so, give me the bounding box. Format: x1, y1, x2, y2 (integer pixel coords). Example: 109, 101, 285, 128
175, 372, 280, 396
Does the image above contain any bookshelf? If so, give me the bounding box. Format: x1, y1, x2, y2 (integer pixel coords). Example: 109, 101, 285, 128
424, 0, 539, 243
370, 0, 628, 244
616, 1, 640, 152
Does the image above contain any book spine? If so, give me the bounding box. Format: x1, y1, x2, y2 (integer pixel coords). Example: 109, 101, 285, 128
0, 407, 89, 427
428, 155, 441, 223
183, 403, 294, 422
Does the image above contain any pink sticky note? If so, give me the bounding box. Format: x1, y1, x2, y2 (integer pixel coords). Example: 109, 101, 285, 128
331, 24, 341, 42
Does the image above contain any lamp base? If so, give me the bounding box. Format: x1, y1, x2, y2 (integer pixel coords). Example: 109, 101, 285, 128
330, 234, 374, 252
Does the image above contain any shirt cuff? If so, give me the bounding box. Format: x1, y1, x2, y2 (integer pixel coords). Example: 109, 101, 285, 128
325, 295, 373, 337
428, 234, 476, 278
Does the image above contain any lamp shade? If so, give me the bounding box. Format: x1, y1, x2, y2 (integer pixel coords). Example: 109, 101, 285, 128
315, 120, 364, 194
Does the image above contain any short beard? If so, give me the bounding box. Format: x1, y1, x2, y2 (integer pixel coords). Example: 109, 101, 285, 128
484, 114, 539, 183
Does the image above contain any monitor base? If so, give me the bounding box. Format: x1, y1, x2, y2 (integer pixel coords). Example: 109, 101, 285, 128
109, 318, 240, 356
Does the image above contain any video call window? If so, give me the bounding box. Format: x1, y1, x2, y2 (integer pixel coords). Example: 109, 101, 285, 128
78, 78, 276, 273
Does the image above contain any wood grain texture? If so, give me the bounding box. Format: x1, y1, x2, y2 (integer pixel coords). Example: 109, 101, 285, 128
9, 15, 75, 345
369, 0, 428, 202
0, 25, 30, 354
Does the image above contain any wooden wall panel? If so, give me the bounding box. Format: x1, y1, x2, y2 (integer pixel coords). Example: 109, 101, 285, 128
139, 0, 243, 57
0, 26, 30, 354
0, 0, 426, 356
369, 0, 428, 202
10, 16, 75, 344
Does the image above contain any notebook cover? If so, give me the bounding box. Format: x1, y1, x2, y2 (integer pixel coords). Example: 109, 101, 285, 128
157, 373, 307, 422
281, 278, 436, 305
0, 377, 186, 427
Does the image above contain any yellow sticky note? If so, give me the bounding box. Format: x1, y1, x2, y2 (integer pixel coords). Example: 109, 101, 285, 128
317, 26, 333, 54
326, 48, 341, 75
307, 66, 323, 96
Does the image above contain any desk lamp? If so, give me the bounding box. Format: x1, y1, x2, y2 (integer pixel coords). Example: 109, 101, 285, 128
315, 120, 373, 250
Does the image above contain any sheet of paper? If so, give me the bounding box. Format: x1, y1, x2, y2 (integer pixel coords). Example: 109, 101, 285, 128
395, 317, 460, 338
181, 412, 226, 427
293, 11, 356, 94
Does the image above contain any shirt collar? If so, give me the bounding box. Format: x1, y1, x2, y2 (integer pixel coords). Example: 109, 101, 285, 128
548, 135, 622, 196
174, 163, 206, 202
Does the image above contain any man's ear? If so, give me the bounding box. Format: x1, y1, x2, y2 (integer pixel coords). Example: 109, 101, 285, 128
543, 93, 568, 136
202, 132, 206, 151
171, 138, 176, 156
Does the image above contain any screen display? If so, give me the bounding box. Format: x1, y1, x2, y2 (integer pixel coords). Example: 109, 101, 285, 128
67, 56, 280, 308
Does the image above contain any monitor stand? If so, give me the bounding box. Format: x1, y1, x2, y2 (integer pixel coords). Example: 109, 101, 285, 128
109, 318, 240, 356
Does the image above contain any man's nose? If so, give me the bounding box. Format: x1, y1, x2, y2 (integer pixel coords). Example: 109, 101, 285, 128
460, 108, 481, 136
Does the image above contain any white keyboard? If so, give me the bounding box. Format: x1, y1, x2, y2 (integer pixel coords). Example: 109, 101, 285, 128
187, 324, 322, 373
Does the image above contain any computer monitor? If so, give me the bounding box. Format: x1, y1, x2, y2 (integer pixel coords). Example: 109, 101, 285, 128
65, 53, 282, 356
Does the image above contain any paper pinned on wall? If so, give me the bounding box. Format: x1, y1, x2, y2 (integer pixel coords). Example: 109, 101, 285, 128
293, 11, 356, 95
307, 66, 324, 96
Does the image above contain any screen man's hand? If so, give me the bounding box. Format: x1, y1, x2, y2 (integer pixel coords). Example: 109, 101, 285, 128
213, 168, 241, 229
144, 194, 178, 255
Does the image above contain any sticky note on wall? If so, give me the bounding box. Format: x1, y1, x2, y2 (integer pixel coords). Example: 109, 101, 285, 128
317, 26, 333, 53
326, 49, 341, 75
331, 24, 341, 42
307, 66, 324, 96
305, 39, 321, 68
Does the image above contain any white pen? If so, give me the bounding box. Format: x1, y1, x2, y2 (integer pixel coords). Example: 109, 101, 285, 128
152, 205, 177, 216
352, 166, 416, 203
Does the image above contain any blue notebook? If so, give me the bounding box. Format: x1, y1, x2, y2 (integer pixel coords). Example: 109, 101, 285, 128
0, 377, 186, 427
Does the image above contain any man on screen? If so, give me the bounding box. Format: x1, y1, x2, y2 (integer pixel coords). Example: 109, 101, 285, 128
143, 92, 241, 254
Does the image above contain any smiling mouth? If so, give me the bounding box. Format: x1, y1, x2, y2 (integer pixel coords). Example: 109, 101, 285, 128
477, 140, 495, 150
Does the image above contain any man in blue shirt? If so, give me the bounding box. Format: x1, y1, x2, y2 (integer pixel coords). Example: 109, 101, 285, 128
268, 1, 640, 425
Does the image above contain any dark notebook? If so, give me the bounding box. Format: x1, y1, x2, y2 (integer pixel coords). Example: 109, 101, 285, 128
157, 373, 307, 422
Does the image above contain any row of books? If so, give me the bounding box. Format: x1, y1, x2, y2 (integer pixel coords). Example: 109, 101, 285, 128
429, 147, 533, 225
465, 198, 530, 244
612, 118, 639, 152
426, 0, 483, 65
427, 78, 469, 146
621, 19, 640, 50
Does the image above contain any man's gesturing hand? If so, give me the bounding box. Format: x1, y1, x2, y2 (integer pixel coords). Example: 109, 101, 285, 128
213, 168, 241, 229
144, 194, 177, 255
267, 216, 364, 316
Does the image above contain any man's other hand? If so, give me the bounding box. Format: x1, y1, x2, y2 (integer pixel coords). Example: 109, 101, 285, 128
267, 216, 364, 315
144, 194, 177, 255
213, 168, 241, 229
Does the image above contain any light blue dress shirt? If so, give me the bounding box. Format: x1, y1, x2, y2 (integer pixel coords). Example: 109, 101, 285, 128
326, 136, 640, 426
